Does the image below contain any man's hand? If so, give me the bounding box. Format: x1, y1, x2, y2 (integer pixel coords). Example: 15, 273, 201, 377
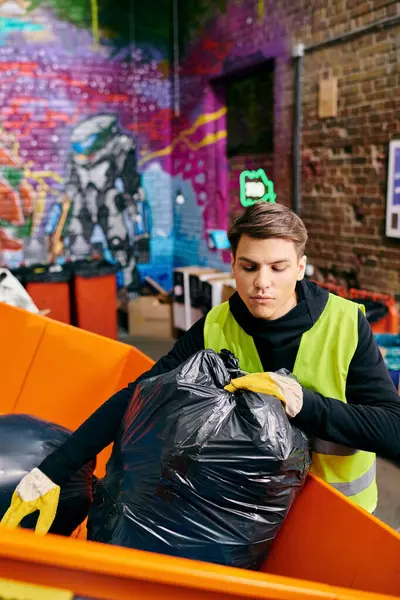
0, 468, 60, 535
225, 371, 303, 418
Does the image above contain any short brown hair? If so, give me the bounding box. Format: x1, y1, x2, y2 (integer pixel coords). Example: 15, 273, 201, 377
228, 203, 308, 258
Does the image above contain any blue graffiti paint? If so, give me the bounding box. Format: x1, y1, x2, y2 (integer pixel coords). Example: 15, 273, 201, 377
0, 16, 44, 45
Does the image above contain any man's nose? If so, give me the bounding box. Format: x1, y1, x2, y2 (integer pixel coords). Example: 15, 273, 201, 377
254, 268, 271, 290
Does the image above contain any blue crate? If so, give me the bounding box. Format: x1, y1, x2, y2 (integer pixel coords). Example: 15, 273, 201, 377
375, 333, 400, 392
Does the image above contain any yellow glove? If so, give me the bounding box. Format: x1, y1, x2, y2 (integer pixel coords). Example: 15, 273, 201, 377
0, 468, 60, 535
225, 371, 303, 418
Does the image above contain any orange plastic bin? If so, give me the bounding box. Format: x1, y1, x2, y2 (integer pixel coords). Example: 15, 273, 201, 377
72, 259, 120, 339
0, 302, 399, 600
24, 263, 72, 324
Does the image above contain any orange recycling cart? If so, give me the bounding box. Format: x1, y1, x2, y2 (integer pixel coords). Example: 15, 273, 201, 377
72, 260, 119, 339
0, 301, 399, 600
27, 279, 71, 323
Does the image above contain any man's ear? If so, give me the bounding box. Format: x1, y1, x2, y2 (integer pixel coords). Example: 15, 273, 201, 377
297, 255, 307, 281
230, 253, 235, 271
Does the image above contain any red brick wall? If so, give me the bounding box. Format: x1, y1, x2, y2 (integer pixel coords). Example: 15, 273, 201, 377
179, 0, 400, 294
299, 3, 400, 293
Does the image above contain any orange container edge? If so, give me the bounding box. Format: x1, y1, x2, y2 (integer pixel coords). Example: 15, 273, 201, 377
0, 525, 398, 600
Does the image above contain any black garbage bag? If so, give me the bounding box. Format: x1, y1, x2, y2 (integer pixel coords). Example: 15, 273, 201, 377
87, 350, 311, 570
355, 299, 388, 324
0, 414, 95, 536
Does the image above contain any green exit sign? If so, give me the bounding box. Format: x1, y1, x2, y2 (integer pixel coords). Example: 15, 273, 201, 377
239, 169, 276, 207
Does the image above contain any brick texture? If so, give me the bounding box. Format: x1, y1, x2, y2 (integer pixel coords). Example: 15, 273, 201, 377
176, 0, 400, 295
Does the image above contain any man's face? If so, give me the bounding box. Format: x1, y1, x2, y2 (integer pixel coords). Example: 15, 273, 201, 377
231, 234, 306, 320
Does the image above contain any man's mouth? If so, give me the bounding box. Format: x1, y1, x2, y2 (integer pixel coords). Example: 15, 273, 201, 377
250, 296, 274, 301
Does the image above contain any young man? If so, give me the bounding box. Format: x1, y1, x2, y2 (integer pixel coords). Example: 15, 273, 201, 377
3, 203, 400, 531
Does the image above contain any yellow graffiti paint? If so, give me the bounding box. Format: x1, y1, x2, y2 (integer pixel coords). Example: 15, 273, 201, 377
22, 166, 63, 233
91, 0, 99, 45
139, 130, 226, 166
25, 167, 63, 184
51, 196, 71, 258
181, 107, 226, 140
139, 107, 227, 166
185, 130, 227, 151
31, 182, 47, 235
258, 0, 265, 21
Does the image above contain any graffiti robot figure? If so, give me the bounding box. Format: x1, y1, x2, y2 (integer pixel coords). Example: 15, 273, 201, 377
63, 114, 151, 287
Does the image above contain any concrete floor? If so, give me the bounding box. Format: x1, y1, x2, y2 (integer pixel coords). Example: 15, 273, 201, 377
119, 331, 400, 530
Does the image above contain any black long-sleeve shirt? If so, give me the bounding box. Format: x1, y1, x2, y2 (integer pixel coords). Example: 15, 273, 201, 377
40, 280, 400, 485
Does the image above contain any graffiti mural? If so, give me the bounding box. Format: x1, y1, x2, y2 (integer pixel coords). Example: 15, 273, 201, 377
0, 0, 172, 287
47, 114, 152, 286
0, 126, 33, 261
140, 104, 230, 266
0, 0, 284, 288
0, 125, 64, 267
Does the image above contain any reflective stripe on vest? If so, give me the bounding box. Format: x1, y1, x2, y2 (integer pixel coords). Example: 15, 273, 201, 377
313, 439, 358, 456
204, 294, 377, 513
331, 461, 376, 496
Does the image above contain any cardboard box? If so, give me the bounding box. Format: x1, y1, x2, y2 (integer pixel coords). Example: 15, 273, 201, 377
128, 295, 173, 338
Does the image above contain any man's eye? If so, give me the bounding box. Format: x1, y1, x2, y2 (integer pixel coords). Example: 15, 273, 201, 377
242, 265, 256, 272
273, 266, 287, 272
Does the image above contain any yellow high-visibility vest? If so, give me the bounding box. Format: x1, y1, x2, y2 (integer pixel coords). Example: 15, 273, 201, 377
204, 293, 377, 513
